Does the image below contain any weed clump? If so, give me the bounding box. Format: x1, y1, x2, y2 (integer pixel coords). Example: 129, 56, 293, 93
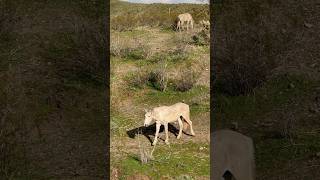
126, 70, 149, 89
150, 49, 189, 64
173, 69, 199, 92
148, 68, 168, 92
126, 61, 168, 91
192, 30, 210, 46
110, 36, 151, 60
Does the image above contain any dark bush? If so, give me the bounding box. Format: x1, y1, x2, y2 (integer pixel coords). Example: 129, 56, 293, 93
147, 61, 168, 91
192, 30, 210, 46
122, 46, 150, 60
126, 70, 149, 89
148, 70, 168, 92
173, 69, 199, 92
150, 49, 189, 64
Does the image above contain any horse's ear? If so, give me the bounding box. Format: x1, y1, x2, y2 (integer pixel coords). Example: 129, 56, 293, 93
144, 109, 148, 113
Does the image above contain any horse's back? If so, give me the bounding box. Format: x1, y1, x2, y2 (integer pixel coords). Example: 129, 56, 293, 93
178, 13, 193, 21
152, 103, 189, 121
170, 102, 189, 113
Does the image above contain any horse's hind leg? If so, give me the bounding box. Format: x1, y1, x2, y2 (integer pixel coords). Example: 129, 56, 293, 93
177, 117, 183, 139
186, 21, 189, 31
182, 114, 195, 136
164, 123, 170, 144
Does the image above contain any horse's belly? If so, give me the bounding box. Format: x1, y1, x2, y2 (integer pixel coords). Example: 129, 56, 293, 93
159, 113, 180, 123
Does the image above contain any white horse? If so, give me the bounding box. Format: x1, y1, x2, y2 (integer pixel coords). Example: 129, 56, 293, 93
176, 13, 194, 32
212, 130, 255, 180
144, 102, 195, 146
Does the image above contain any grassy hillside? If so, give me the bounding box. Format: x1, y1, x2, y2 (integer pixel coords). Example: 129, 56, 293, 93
111, 0, 209, 31
0, 0, 107, 179
110, 0, 210, 179
213, 0, 320, 179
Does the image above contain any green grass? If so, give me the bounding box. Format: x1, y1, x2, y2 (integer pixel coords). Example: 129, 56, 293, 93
119, 142, 209, 179
139, 86, 209, 105
111, 114, 139, 137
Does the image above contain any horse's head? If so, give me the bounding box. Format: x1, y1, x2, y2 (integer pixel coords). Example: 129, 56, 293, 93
144, 109, 153, 127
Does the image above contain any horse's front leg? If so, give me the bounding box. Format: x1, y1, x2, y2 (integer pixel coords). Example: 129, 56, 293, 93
164, 123, 169, 145
177, 117, 183, 139
152, 123, 161, 146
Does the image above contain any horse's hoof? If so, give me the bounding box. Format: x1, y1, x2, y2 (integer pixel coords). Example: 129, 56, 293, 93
191, 131, 196, 136
165, 141, 170, 145
177, 136, 181, 139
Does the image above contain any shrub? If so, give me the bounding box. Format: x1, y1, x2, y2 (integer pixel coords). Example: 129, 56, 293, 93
192, 29, 210, 46
172, 32, 193, 45
147, 61, 168, 91
110, 35, 151, 60
110, 35, 124, 57
150, 48, 189, 64
123, 46, 150, 60
126, 70, 149, 89
168, 48, 190, 62
173, 69, 199, 92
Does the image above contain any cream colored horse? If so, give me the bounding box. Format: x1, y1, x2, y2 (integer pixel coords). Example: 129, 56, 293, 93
176, 13, 194, 32
144, 102, 195, 146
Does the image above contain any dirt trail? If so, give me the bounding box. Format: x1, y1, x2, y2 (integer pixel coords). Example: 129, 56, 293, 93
136, 27, 174, 53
